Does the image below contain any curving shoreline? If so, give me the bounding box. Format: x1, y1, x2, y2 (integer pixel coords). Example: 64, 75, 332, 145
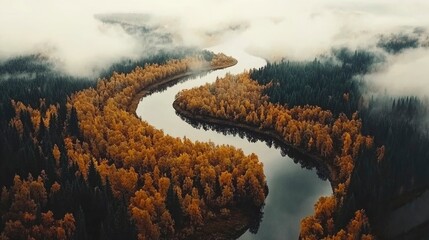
128, 59, 238, 114
172, 100, 340, 190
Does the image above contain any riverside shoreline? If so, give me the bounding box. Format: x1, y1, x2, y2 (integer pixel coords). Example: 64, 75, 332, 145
172, 100, 339, 190
128, 59, 238, 114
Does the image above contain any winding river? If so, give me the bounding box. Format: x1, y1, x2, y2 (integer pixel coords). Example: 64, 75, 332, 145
136, 42, 332, 240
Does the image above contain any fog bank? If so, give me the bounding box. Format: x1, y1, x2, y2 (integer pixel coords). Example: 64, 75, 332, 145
1, 0, 429, 78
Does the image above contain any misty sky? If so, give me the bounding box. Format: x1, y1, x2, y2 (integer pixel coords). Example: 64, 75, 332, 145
1, 0, 429, 95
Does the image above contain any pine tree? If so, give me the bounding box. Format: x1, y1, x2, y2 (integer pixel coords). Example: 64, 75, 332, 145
67, 107, 80, 137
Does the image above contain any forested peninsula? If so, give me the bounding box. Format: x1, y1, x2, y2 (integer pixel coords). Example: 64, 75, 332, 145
174, 44, 429, 239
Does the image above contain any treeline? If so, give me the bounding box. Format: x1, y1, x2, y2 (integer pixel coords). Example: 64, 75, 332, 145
0, 51, 254, 239
99, 48, 215, 78
250, 48, 378, 117
377, 32, 422, 54
0, 54, 94, 107
0, 54, 94, 188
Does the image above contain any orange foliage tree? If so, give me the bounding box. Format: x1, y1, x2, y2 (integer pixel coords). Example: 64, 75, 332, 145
0, 175, 75, 239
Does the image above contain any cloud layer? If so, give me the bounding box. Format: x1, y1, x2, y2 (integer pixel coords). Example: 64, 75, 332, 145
366, 48, 429, 97
1, 0, 429, 78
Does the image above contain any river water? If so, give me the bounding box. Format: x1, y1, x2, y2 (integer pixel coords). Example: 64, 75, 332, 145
136, 41, 332, 240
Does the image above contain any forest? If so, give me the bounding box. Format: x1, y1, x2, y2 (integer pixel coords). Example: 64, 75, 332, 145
0, 51, 266, 240
1, 26, 428, 240
174, 33, 429, 239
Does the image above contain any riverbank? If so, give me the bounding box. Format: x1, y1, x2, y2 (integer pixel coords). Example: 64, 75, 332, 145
128, 59, 238, 114
172, 100, 339, 190
188, 208, 250, 240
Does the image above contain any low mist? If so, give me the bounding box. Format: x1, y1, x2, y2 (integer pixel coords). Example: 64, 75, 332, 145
1, 0, 429, 81
368, 48, 429, 98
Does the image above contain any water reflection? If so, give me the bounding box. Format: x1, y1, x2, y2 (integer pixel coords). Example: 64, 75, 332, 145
243, 164, 330, 240
143, 71, 213, 98
136, 42, 332, 239
177, 114, 330, 182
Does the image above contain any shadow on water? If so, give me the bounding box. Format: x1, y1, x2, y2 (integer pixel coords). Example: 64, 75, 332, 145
175, 112, 332, 240
144, 70, 213, 97
176, 113, 330, 182
173, 111, 335, 239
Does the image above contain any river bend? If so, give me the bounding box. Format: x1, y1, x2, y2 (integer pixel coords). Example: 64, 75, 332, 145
136, 43, 331, 240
